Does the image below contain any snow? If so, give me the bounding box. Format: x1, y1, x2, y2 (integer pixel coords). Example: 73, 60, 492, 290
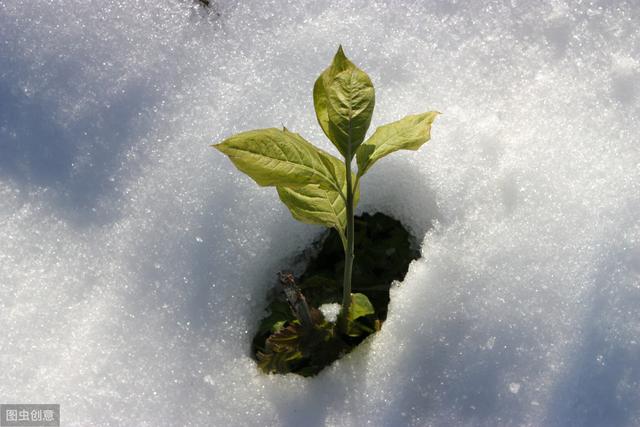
319, 303, 341, 323
1, 0, 639, 426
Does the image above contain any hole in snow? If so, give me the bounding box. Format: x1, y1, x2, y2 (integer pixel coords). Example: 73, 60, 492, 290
251, 212, 423, 377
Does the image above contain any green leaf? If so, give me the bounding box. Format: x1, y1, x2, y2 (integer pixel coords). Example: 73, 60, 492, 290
213, 127, 344, 194
277, 184, 348, 245
356, 111, 440, 176
348, 293, 375, 321
257, 348, 304, 374
276, 172, 360, 248
313, 46, 353, 146
267, 324, 302, 352
257, 323, 305, 374
346, 293, 376, 337
314, 46, 375, 158
271, 320, 286, 333
256, 300, 295, 337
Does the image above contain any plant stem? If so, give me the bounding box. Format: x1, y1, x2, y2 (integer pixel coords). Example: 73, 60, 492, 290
339, 150, 355, 334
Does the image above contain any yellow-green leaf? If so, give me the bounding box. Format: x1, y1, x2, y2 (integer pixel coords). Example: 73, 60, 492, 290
277, 184, 347, 245
346, 293, 375, 337
356, 111, 440, 176
314, 46, 375, 158
277, 174, 360, 249
313, 46, 353, 143
348, 293, 375, 321
214, 128, 343, 194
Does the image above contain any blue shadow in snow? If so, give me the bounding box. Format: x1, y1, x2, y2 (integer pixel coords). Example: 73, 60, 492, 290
0, 67, 158, 225
545, 243, 640, 427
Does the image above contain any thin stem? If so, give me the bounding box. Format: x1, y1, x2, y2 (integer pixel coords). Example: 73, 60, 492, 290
354, 174, 361, 196
339, 149, 355, 334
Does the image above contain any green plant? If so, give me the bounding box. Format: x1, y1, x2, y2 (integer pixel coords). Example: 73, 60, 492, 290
214, 46, 438, 336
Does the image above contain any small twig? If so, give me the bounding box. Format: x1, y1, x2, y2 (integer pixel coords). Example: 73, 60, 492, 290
279, 272, 314, 330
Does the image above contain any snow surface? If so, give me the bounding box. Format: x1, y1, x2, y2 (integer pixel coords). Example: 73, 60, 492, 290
319, 303, 341, 323
1, 1, 639, 426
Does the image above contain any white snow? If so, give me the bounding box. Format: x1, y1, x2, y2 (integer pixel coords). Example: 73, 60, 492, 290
1, 1, 639, 426
319, 303, 341, 323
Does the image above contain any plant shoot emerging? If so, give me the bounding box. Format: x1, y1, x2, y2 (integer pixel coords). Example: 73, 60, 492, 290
214, 46, 438, 370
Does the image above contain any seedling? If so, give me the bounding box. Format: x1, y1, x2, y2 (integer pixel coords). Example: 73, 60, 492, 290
214, 46, 438, 369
